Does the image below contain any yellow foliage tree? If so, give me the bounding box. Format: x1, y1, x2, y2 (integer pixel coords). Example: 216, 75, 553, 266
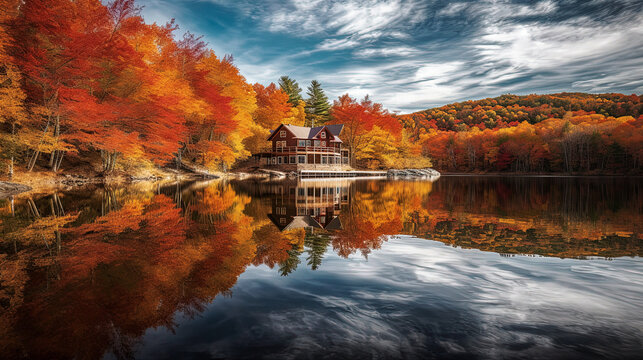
284, 100, 306, 126
0, 64, 28, 178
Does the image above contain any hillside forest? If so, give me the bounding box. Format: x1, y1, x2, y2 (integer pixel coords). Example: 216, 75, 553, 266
0, 0, 641, 176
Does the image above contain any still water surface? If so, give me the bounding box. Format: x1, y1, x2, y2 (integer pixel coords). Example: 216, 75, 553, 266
0, 176, 641, 359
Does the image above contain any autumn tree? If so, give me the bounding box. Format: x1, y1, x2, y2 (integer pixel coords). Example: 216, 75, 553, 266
329, 94, 402, 167
0, 19, 28, 177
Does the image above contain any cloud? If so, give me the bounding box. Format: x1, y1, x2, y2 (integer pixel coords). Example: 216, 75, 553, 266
262, 0, 427, 39
138, 0, 643, 113
414, 62, 464, 81
354, 46, 420, 58
317, 37, 362, 51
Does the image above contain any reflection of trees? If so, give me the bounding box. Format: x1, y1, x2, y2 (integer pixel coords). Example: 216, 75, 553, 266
0, 176, 641, 357
332, 180, 434, 258
278, 246, 302, 276
424, 221, 641, 258
304, 229, 331, 270
0, 182, 257, 359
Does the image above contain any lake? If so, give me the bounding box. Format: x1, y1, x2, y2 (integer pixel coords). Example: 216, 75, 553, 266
1, 176, 641, 359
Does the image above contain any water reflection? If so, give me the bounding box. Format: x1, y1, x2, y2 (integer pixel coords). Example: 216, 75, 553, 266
0, 176, 641, 359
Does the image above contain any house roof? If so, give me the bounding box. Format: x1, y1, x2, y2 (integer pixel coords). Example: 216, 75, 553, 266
268, 214, 323, 231
267, 124, 344, 141
325, 216, 343, 230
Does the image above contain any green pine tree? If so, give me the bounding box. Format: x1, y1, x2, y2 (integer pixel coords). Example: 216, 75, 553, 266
278, 76, 303, 107
304, 80, 331, 127
278, 245, 302, 276
304, 228, 331, 270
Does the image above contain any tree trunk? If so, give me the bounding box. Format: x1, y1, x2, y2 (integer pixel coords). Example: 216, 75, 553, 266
28, 150, 40, 172
9, 123, 15, 179
49, 150, 56, 168
49, 114, 61, 171
53, 151, 64, 172
109, 152, 118, 172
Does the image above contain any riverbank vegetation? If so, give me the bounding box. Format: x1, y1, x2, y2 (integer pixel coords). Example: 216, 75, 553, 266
1, 0, 641, 179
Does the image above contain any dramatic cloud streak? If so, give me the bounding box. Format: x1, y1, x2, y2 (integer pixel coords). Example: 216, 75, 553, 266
137, 0, 643, 112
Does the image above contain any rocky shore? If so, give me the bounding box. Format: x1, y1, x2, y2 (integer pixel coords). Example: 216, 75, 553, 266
0, 181, 32, 198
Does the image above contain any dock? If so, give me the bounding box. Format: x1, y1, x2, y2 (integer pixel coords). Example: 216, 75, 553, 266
298, 170, 387, 179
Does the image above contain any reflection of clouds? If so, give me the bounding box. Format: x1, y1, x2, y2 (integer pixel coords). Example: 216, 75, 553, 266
136, 238, 643, 359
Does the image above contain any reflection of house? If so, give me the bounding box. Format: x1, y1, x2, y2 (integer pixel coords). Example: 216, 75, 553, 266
267, 180, 350, 231
257, 124, 350, 170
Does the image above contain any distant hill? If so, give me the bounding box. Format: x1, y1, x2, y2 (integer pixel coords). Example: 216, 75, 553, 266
398, 93, 642, 134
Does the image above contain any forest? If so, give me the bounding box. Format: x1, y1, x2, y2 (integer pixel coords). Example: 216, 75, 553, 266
400, 93, 643, 173
0, 0, 641, 177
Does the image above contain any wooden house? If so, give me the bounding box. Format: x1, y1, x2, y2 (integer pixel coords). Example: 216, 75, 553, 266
258, 124, 350, 170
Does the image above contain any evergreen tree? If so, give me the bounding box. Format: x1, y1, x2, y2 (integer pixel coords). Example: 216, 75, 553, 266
305, 80, 331, 127
278, 245, 302, 276
278, 76, 302, 107
304, 228, 331, 270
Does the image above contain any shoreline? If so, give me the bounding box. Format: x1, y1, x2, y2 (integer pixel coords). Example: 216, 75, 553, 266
439, 172, 642, 178
3, 169, 640, 198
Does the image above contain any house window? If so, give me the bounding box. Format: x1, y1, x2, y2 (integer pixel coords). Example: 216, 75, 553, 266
321, 132, 326, 139
306, 140, 311, 146
290, 156, 296, 163
298, 155, 306, 163
272, 157, 277, 164
314, 140, 320, 147
321, 141, 326, 147
278, 156, 283, 164
298, 140, 306, 147
322, 156, 328, 164
280, 130, 286, 138
280, 217, 286, 224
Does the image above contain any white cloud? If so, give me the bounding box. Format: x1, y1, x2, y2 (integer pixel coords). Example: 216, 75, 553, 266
263, 0, 427, 41
414, 62, 464, 81
317, 37, 362, 51
354, 46, 419, 57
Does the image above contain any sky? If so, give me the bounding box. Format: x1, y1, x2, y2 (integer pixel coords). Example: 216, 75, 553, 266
136, 0, 643, 113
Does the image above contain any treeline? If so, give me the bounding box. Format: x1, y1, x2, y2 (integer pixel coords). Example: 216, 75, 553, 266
399, 93, 642, 132
0, 0, 430, 177
401, 94, 643, 173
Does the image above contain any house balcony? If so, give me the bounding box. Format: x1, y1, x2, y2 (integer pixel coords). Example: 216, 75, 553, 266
253, 146, 350, 171
271, 146, 342, 155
